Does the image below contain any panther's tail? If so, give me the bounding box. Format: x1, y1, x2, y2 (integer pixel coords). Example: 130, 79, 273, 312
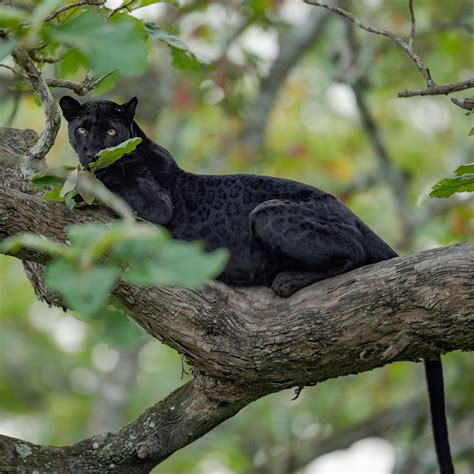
425, 357, 454, 474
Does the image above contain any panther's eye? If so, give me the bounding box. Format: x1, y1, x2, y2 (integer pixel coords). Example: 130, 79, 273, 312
77, 127, 87, 135
107, 128, 117, 137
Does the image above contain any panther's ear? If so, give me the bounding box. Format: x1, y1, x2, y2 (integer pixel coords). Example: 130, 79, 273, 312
59, 96, 82, 121
121, 97, 138, 120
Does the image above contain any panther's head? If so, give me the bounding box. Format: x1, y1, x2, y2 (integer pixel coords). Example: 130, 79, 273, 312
59, 96, 138, 168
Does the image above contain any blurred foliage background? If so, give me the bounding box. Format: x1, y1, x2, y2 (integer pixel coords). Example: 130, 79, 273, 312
0, 0, 473, 473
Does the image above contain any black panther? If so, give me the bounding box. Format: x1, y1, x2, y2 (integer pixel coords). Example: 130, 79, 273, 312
59, 95, 453, 473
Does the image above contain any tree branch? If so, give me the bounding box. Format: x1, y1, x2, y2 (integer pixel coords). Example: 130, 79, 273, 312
303, 0, 434, 86
0, 182, 473, 470
10, 46, 60, 170
45, 0, 106, 21
45, 71, 117, 96
1, 184, 473, 393
398, 78, 474, 97
304, 0, 474, 110
408, 0, 416, 49
0, 379, 247, 473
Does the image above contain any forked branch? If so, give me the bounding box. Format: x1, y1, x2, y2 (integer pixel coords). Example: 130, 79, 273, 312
304, 0, 474, 108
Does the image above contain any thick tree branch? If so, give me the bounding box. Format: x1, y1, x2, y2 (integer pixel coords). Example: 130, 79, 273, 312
0, 182, 473, 470
0, 379, 247, 473
1, 184, 473, 395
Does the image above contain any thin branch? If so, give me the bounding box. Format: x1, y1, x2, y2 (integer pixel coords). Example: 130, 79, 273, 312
1, 62, 116, 96
450, 96, 474, 111
304, 0, 434, 87
107, 0, 136, 19
398, 78, 474, 97
11, 46, 60, 173
45, 0, 106, 21
408, 0, 416, 49
45, 71, 117, 96
0, 63, 19, 75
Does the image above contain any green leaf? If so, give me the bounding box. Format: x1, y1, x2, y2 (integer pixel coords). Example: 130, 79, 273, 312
455, 163, 474, 176
98, 306, 147, 348
31, 170, 66, 191
144, 22, 213, 71
469, 128, 474, 136
90, 137, 142, 172
0, 39, 16, 61
68, 223, 114, 249
52, 9, 149, 76
430, 174, 474, 198
45, 259, 120, 316
43, 184, 65, 201
123, 240, 228, 288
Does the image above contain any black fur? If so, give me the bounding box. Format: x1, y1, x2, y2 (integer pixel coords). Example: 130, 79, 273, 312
59, 96, 397, 296
60, 97, 453, 472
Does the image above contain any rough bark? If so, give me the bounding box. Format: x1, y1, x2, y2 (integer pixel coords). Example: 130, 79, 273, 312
0, 380, 247, 473
1, 184, 473, 391
0, 182, 473, 471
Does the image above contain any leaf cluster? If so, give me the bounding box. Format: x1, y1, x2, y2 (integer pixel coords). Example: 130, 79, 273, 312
31, 137, 142, 209
1, 221, 228, 345
430, 163, 474, 198
1, 0, 212, 96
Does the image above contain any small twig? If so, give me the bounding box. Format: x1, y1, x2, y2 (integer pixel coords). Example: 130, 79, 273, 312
304, 0, 435, 87
0, 63, 20, 75
398, 78, 474, 97
408, 0, 416, 49
1, 63, 115, 96
450, 96, 474, 111
45, 0, 106, 21
107, 0, 136, 19
45, 71, 117, 96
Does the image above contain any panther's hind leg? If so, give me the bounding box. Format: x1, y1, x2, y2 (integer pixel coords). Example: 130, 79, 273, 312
271, 265, 353, 297
249, 199, 366, 297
